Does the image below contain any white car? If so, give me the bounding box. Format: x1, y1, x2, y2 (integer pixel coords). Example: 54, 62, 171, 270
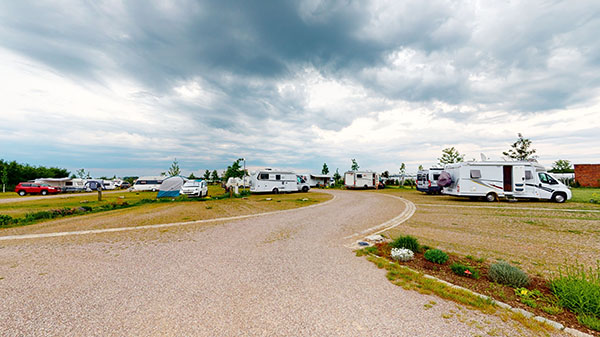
180, 180, 208, 197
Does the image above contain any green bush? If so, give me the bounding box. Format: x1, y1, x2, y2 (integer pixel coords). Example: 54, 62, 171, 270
578, 314, 600, 332
450, 262, 480, 279
0, 214, 13, 227
390, 235, 420, 253
551, 263, 600, 318
488, 262, 530, 288
424, 249, 448, 264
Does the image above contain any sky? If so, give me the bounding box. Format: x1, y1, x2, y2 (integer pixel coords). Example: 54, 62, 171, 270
1, 0, 599, 178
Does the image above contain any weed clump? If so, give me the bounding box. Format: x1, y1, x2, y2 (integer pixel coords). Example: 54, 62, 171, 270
424, 249, 448, 264
578, 314, 600, 331
0, 214, 13, 227
488, 262, 530, 288
390, 235, 420, 253
451, 262, 480, 279
551, 262, 600, 324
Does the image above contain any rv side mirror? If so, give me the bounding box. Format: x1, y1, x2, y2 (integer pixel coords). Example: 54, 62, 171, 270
538, 183, 542, 187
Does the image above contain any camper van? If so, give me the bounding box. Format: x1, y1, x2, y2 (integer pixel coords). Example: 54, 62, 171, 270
441, 161, 572, 203
416, 168, 443, 194
344, 171, 382, 189
249, 169, 310, 194
131, 176, 165, 192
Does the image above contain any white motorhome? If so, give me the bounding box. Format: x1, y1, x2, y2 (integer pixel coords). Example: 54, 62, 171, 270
441, 161, 572, 203
249, 169, 310, 194
102, 180, 116, 190
344, 171, 381, 189
416, 168, 444, 194
131, 176, 165, 192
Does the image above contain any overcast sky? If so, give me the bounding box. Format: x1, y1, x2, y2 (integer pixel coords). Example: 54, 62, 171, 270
1, 0, 599, 177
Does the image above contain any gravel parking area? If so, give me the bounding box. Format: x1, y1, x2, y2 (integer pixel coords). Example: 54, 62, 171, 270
0, 190, 567, 336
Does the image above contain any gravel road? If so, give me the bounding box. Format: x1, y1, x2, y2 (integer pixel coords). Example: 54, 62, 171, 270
0, 190, 563, 336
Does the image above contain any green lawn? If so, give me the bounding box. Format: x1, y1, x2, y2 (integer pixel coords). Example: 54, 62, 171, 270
0, 191, 20, 199
570, 187, 600, 203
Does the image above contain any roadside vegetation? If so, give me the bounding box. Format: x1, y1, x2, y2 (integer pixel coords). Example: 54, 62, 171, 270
358, 234, 600, 335
0, 186, 332, 235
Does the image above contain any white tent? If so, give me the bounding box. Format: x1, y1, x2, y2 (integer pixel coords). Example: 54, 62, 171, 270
157, 176, 187, 198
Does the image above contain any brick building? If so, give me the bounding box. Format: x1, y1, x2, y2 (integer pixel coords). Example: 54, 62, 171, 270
574, 164, 600, 187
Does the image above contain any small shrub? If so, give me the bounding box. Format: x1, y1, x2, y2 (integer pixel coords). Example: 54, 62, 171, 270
0, 214, 13, 226
578, 314, 600, 332
488, 262, 530, 288
391, 248, 414, 262
451, 263, 480, 279
541, 305, 563, 315
390, 235, 420, 252
551, 262, 600, 317
424, 249, 448, 264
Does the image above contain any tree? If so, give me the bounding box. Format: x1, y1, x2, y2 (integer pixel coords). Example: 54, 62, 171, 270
321, 163, 329, 175
1, 166, 7, 193
381, 170, 389, 178
503, 133, 537, 161
418, 165, 424, 171
76, 168, 88, 179
399, 163, 406, 186
168, 158, 181, 176
224, 159, 244, 180
203, 170, 211, 180
188, 173, 197, 179
438, 147, 465, 165
351, 159, 359, 171
550, 159, 573, 173
211, 170, 220, 182
333, 168, 341, 184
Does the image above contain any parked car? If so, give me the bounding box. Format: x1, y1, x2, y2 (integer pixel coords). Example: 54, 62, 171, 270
180, 180, 208, 197
14, 182, 61, 196
120, 181, 131, 189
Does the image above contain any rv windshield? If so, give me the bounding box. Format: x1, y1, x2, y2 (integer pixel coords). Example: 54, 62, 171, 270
538, 172, 558, 185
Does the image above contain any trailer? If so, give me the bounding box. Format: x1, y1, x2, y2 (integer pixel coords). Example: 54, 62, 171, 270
249, 169, 310, 194
440, 161, 572, 203
131, 176, 165, 192
344, 171, 381, 189
416, 168, 443, 194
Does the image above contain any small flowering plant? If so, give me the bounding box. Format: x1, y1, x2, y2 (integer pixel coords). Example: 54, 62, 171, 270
391, 247, 414, 262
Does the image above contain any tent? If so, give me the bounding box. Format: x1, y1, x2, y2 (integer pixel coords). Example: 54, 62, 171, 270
157, 176, 186, 198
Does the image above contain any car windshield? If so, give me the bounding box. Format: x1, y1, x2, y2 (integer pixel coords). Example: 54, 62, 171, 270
183, 181, 200, 187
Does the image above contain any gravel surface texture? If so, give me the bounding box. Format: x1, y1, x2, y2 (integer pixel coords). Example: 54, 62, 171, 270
0, 190, 566, 336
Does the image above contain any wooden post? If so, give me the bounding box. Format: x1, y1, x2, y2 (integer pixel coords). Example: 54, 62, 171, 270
97, 189, 102, 201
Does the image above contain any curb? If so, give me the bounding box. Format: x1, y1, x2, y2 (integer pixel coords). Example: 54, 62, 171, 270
378, 257, 593, 337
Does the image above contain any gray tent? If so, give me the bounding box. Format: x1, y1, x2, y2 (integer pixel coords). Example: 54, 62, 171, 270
157, 176, 186, 198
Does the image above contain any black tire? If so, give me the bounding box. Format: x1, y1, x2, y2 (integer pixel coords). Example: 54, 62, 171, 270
364, 185, 368, 189
272, 188, 279, 194
485, 192, 497, 202
552, 193, 566, 203
41, 190, 48, 196
18, 190, 26, 196
302, 186, 308, 193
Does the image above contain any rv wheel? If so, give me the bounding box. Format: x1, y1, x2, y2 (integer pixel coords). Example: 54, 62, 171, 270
364, 185, 368, 189
552, 193, 566, 203
302, 186, 309, 193
485, 193, 497, 202
272, 188, 279, 194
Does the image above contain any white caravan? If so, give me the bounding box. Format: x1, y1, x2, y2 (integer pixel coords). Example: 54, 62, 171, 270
344, 171, 380, 189
441, 161, 572, 203
416, 168, 443, 194
249, 169, 310, 193
131, 176, 165, 192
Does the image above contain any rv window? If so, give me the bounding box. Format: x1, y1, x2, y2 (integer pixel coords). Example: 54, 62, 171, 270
433, 174, 440, 181
357, 174, 363, 178
137, 180, 146, 185
539, 173, 558, 185
259, 173, 269, 180
525, 171, 533, 180
275, 174, 281, 180
470, 170, 481, 179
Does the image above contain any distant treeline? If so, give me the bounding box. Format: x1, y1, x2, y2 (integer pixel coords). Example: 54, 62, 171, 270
0, 159, 70, 190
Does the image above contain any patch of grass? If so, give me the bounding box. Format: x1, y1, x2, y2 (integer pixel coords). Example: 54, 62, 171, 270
540, 305, 563, 315
577, 314, 600, 332
390, 235, 420, 252
551, 262, 600, 318
570, 187, 600, 204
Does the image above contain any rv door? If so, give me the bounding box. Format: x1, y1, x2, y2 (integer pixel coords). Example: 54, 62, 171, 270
513, 166, 525, 194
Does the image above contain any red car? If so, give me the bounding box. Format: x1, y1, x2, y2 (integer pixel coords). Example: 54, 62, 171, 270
14, 182, 61, 196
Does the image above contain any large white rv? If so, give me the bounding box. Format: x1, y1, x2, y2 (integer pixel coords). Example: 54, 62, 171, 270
249, 169, 310, 194
131, 176, 165, 192
441, 161, 572, 203
344, 171, 380, 189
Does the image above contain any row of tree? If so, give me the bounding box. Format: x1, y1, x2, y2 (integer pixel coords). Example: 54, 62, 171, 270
0, 159, 70, 192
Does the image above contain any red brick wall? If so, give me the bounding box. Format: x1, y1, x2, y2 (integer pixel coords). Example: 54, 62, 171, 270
574, 164, 600, 187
